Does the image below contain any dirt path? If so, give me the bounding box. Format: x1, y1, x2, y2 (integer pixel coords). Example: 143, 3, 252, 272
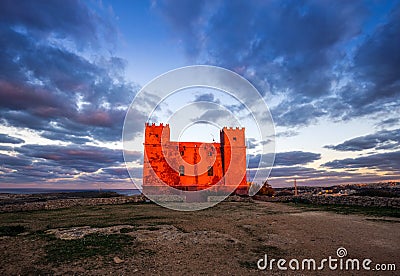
252, 201, 399, 272
0, 201, 398, 275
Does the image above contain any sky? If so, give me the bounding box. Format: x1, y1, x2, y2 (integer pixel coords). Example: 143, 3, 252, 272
0, 0, 399, 189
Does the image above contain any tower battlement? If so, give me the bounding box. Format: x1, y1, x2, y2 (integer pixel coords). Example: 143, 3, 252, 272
221, 126, 245, 131
220, 126, 245, 147
144, 123, 170, 144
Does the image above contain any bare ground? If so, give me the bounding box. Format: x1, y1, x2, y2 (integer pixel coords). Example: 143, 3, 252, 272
0, 200, 399, 275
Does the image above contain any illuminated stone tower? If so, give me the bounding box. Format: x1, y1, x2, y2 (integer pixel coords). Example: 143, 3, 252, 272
143, 123, 248, 195
220, 127, 248, 195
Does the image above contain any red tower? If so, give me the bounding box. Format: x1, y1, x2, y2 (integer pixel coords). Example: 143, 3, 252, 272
220, 127, 248, 195
143, 123, 248, 195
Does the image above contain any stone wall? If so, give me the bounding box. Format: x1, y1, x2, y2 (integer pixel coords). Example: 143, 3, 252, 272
0, 195, 147, 213
253, 195, 400, 208
2, 194, 398, 212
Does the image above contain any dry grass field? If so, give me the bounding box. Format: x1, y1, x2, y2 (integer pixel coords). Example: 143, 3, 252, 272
0, 200, 399, 275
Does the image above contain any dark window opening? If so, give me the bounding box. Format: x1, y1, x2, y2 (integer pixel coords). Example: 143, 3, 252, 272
179, 165, 185, 176
207, 166, 213, 176
180, 151, 184, 156
233, 137, 237, 141
208, 151, 212, 156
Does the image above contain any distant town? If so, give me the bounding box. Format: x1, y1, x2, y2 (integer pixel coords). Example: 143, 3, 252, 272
262, 181, 400, 198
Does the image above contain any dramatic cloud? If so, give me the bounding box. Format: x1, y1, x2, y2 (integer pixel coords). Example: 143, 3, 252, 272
347, 4, 400, 111
0, 144, 142, 184
269, 166, 351, 179
0, 153, 31, 167
274, 151, 321, 166
16, 144, 135, 173
1, 1, 398, 188
0, 134, 24, 144
325, 128, 400, 151
323, 151, 400, 171
378, 118, 400, 128
250, 165, 400, 187
0, 1, 146, 186
157, 0, 399, 127
193, 93, 220, 103
246, 138, 259, 149
248, 151, 320, 168
0, 0, 139, 143
275, 130, 299, 138
0, 0, 116, 48
272, 102, 327, 127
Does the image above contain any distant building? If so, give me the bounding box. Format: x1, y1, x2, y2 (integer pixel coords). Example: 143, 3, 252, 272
143, 123, 248, 195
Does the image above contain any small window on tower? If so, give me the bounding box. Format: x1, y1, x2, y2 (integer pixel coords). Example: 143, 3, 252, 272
155, 134, 159, 138
179, 165, 185, 176
208, 151, 212, 156
233, 137, 237, 141
180, 151, 184, 156
207, 166, 213, 176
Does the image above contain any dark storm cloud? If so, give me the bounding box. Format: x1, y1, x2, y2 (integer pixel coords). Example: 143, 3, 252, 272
192, 93, 248, 116
1, 111, 48, 131
250, 165, 399, 187
325, 128, 400, 151
0, 43, 137, 141
323, 151, 400, 171
246, 138, 259, 149
268, 166, 352, 178
328, 4, 400, 120
156, 0, 207, 58
0, 145, 13, 151
101, 167, 131, 180
0, 0, 115, 48
248, 151, 321, 168
39, 131, 91, 144
0, 134, 24, 144
193, 93, 220, 103
157, 0, 399, 127
158, 0, 366, 93
350, 4, 400, 107
268, 170, 398, 187
16, 144, 127, 173
0, 0, 139, 143
249, 166, 316, 179
196, 109, 231, 123
274, 151, 321, 166
75, 166, 133, 183
271, 102, 327, 127
1, 146, 136, 184
275, 130, 299, 138
1, 156, 80, 183
248, 165, 360, 181
0, 153, 31, 167
0, 1, 147, 185
378, 118, 400, 128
